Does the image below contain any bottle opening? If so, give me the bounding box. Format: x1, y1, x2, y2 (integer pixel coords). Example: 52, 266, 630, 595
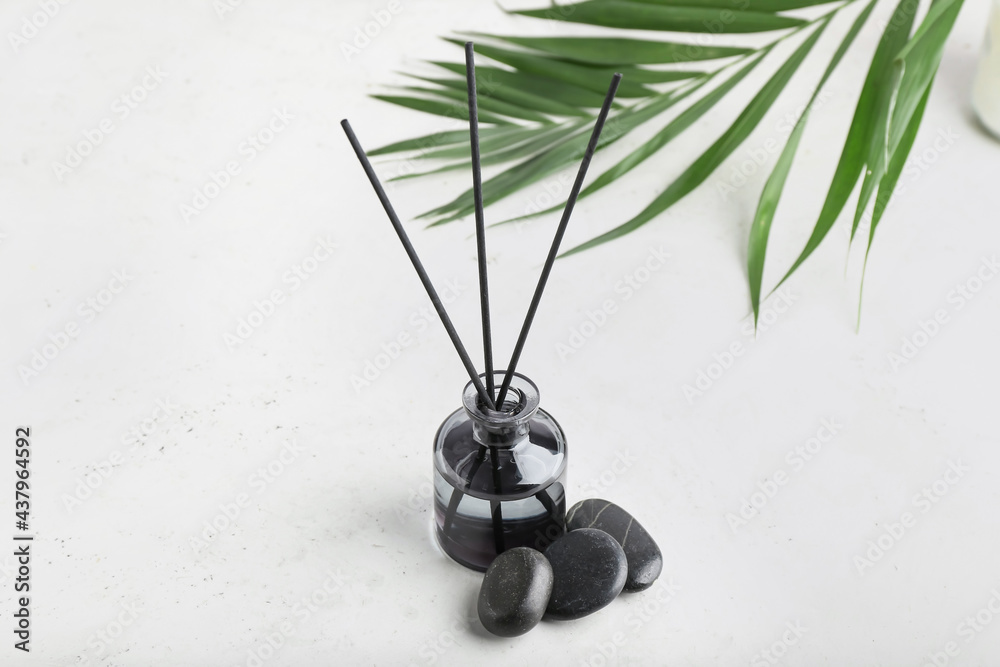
463, 371, 540, 428
478, 387, 524, 416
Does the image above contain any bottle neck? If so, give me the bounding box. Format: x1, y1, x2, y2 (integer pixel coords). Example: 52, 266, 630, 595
470, 412, 534, 448
462, 371, 540, 449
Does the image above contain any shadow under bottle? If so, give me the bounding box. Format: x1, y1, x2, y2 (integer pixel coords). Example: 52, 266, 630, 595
433, 372, 568, 572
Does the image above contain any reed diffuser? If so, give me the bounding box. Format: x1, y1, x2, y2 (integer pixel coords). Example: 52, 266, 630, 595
342, 43, 621, 571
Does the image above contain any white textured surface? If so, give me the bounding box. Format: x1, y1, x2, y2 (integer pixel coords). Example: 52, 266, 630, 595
1, 1, 998, 665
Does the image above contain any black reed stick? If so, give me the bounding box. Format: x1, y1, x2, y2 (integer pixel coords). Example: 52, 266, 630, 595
465, 42, 496, 403
441, 446, 486, 534
494, 73, 622, 407
341, 119, 496, 410
488, 447, 504, 553
465, 42, 505, 555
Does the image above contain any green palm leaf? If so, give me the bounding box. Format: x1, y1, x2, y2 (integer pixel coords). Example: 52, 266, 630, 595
871, 85, 933, 239
442, 39, 655, 97
408, 123, 569, 161
370, 0, 964, 322
496, 52, 769, 225
413, 74, 593, 118
511, 0, 806, 33
619, 0, 838, 8
467, 34, 751, 64
563, 17, 832, 256
430, 62, 614, 107
399, 85, 554, 123
887, 0, 963, 153
391, 121, 587, 181
850, 0, 919, 243
748, 0, 878, 325
774, 0, 920, 289
371, 94, 515, 125
417, 83, 702, 224
856, 0, 963, 313
369, 127, 515, 156
857, 82, 932, 320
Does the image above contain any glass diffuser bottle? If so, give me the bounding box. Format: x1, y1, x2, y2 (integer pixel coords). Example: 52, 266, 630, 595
433, 371, 568, 571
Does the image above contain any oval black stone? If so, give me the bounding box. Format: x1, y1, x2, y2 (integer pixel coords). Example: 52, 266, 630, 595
566, 499, 662, 591
478, 547, 553, 637
544, 528, 627, 620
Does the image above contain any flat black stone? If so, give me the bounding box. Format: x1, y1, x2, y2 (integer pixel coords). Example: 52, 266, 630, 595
566, 498, 662, 592
544, 528, 627, 620
478, 547, 553, 637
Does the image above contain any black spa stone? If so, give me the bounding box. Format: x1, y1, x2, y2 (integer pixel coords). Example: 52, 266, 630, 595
566, 498, 662, 591
478, 547, 553, 637
544, 528, 627, 620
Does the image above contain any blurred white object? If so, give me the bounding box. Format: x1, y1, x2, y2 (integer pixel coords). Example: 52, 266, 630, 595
973, 0, 1000, 137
